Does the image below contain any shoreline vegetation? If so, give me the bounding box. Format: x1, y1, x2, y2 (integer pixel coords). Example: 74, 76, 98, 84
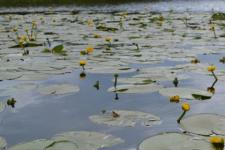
0, 0, 160, 7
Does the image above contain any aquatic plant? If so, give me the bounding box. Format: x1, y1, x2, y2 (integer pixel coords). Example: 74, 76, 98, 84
210, 136, 224, 150
173, 77, 179, 87
207, 65, 217, 81
79, 60, 87, 71
209, 24, 217, 38
169, 95, 180, 103
177, 103, 190, 123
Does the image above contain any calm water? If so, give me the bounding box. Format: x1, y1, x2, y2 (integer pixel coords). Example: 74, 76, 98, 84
0, 1, 225, 150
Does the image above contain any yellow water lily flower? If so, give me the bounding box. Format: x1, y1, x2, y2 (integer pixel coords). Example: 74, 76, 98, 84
93, 33, 101, 38
182, 103, 190, 112
87, 19, 94, 27
169, 95, 180, 103
32, 21, 37, 28
12, 27, 18, 32
105, 37, 112, 42
210, 136, 224, 145
79, 60, 86, 66
86, 46, 94, 54
207, 65, 216, 72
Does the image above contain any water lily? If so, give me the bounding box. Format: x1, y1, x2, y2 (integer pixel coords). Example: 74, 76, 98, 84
79, 60, 87, 71
210, 24, 217, 38
177, 103, 190, 123
208, 65, 216, 72
105, 37, 112, 43
208, 65, 218, 81
12, 27, 18, 32
210, 136, 224, 150
169, 95, 180, 103
7, 98, 16, 108
191, 58, 200, 64
93, 33, 102, 38
86, 46, 94, 54
87, 19, 94, 27
173, 77, 179, 87
182, 103, 190, 111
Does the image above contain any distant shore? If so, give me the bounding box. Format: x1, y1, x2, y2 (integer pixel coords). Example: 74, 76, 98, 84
0, 0, 160, 7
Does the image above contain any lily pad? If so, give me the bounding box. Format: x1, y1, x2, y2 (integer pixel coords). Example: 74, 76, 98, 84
139, 132, 213, 150
10, 43, 42, 48
180, 114, 225, 136
159, 87, 212, 100
51, 131, 124, 150
38, 84, 80, 95
9, 139, 53, 150
89, 110, 160, 127
9, 131, 123, 150
0, 137, 7, 150
108, 84, 162, 94
0, 72, 23, 81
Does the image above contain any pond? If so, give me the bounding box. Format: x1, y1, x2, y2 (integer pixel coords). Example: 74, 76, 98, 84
0, 1, 225, 150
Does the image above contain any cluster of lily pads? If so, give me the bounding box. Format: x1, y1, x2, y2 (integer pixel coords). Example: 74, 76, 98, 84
1, 10, 225, 149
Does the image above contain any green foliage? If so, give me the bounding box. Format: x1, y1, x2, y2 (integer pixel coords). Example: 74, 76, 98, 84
211, 13, 225, 20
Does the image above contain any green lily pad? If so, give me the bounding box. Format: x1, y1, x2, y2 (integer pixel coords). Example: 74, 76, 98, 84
180, 114, 225, 136
139, 132, 213, 150
38, 84, 80, 95
108, 84, 162, 94
159, 87, 212, 100
89, 110, 160, 127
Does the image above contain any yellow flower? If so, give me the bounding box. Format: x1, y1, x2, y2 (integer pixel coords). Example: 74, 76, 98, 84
182, 103, 190, 112
79, 60, 86, 66
191, 58, 200, 64
169, 95, 180, 103
93, 33, 101, 38
86, 46, 94, 54
210, 136, 224, 145
105, 37, 112, 42
87, 19, 94, 27
32, 21, 37, 28
207, 87, 215, 94
12, 27, 18, 32
207, 65, 216, 72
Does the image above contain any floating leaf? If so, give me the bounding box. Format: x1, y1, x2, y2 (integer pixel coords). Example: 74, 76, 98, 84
89, 110, 160, 127
108, 84, 162, 94
139, 132, 212, 150
180, 114, 225, 136
9, 131, 123, 150
0, 137, 7, 150
159, 88, 212, 100
38, 84, 80, 95
10, 43, 42, 48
